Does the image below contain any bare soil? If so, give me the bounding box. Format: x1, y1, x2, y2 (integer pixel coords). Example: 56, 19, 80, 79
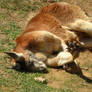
44, 50, 92, 88
0, 34, 6, 39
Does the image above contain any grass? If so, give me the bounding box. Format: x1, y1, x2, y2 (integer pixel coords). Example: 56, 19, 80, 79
0, 0, 92, 92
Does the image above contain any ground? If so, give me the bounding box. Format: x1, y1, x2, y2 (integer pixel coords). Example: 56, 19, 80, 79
0, 0, 92, 92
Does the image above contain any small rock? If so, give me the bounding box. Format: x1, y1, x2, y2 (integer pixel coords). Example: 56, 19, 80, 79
34, 77, 47, 84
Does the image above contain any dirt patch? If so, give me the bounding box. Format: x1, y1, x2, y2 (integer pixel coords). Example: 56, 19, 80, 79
44, 69, 71, 88
0, 53, 5, 57
16, 12, 37, 29
15, 12, 37, 29
0, 33, 6, 39
76, 50, 92, 66
43, 50, 92, 90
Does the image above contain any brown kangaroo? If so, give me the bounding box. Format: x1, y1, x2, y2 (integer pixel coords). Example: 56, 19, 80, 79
6, 2, 92, 72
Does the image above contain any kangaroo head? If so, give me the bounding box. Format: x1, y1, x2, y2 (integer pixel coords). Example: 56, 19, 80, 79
5, 51, 47, 73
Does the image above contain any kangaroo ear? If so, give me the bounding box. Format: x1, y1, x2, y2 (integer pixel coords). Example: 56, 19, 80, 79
4, 52, 23, 59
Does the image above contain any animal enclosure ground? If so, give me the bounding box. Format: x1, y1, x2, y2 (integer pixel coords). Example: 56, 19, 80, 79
0, 0, 92, 92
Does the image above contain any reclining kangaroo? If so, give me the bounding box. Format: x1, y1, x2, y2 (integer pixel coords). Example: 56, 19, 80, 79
6, 2, 92, 72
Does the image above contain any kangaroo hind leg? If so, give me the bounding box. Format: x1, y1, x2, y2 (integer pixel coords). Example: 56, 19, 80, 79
69, 19, 92, 37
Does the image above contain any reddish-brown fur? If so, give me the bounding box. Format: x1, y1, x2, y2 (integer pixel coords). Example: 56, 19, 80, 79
14, 13, 77, 56
40, 2, 89, 26
8, 2, 92, 70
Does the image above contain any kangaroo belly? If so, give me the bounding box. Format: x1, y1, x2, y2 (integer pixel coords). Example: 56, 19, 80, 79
24, 31, 62, 55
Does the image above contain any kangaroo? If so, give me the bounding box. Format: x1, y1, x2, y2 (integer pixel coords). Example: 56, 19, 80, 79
6, 13, 77, 72
6, 2, 92, 72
